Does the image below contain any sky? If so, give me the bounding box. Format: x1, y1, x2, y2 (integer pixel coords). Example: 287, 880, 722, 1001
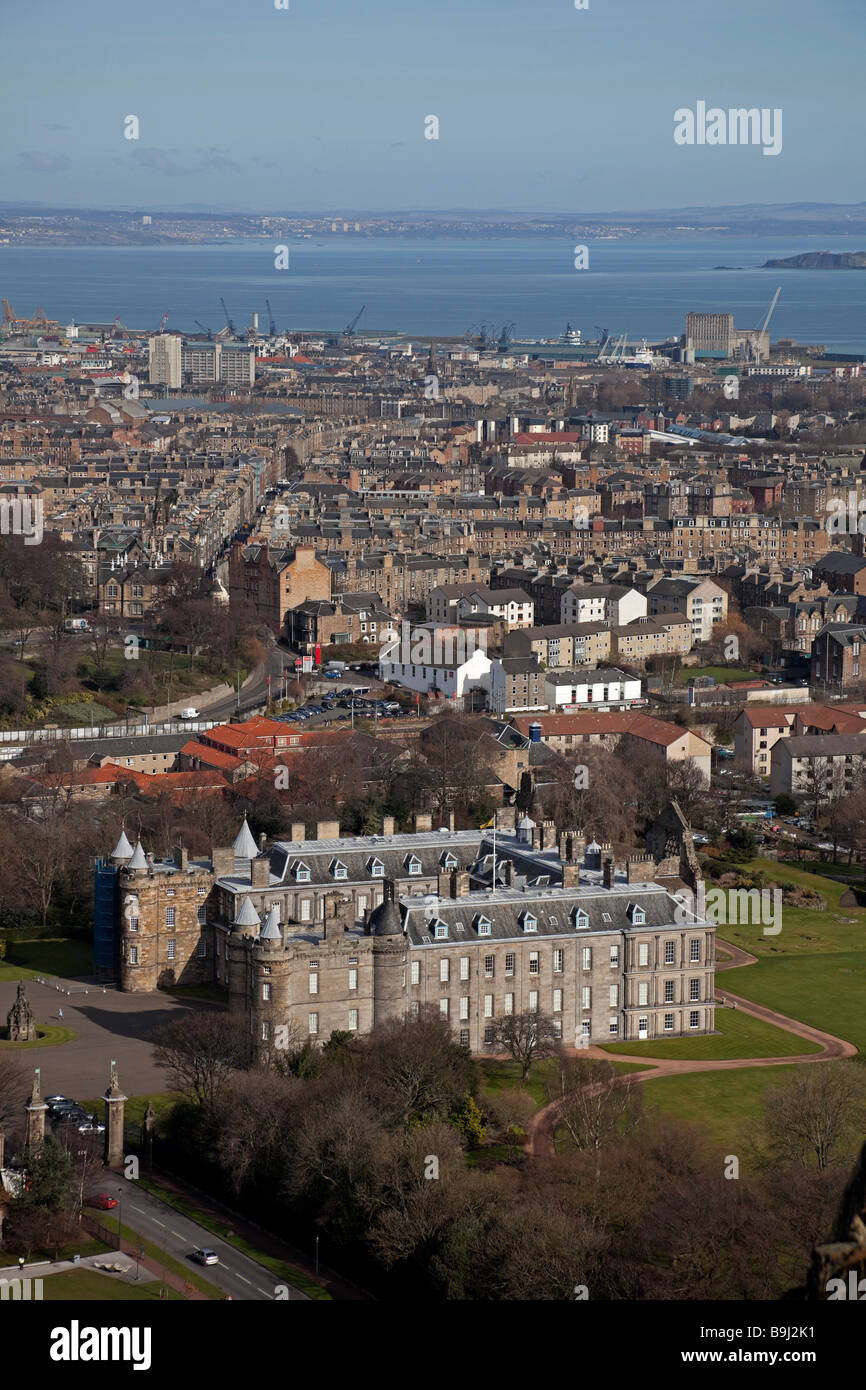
1, 0, 863, 213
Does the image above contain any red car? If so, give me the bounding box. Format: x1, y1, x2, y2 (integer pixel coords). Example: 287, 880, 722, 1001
86, 1193, 118, 1210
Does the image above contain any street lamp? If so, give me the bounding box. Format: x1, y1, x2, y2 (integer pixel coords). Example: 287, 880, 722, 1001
315, 1234, 319, 1276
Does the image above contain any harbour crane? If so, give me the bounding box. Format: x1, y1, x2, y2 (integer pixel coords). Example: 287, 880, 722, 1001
155, 311, 169, 334
194, 320, 213, 340
265, 299, 277, 337
497, 321, 516, 351
745, 287, 781, 362
220, 298, 236, 336
343, 304, 366, 338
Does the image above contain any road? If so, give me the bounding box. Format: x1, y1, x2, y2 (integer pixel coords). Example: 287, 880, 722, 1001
94, 1170, 308, 1301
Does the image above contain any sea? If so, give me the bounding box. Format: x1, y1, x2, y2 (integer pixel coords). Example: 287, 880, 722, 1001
1, 234, 864, 352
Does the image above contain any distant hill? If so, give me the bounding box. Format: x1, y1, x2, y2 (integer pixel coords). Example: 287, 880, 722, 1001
763, 251, 866, 269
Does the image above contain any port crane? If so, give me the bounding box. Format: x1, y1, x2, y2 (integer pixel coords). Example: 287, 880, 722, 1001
155, 311, 169, 334
744, 287, 781, 363
220, 298, 237, 336
497, 322, 516, 351
194, 320, 213, 340
265, 299, 277, 337
343, 304, 366, 339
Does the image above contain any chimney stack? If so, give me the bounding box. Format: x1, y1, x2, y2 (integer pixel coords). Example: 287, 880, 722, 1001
316, 820, 340, 840
258, 832, 268, 853
415, 812, 433, 832
382, 814, 395, 836
449, 869, 470, 899
290, 822, 306, 842
603, 858, 615, 889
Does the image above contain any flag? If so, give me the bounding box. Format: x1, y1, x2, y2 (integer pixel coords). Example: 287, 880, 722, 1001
480, 816, 496, 829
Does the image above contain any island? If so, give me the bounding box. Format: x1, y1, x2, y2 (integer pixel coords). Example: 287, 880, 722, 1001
762, 251, 866, 269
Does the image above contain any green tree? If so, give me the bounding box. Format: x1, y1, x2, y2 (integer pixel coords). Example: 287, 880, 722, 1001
449, 1093, 486, 1149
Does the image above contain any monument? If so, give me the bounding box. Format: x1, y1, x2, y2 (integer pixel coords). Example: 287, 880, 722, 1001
6, 982, 37, 1042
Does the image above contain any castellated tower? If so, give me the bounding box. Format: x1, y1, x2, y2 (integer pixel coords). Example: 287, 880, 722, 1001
118, 840, 214, 993
232, 888, 406, 1054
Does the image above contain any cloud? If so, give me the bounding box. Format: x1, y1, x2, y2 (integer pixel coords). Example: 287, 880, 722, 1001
43, 123, 69, 132
133, 147, 241, 176
17, 151, 72, 172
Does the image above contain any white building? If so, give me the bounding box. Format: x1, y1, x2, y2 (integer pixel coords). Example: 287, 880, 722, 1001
560, 583, 647, 627
379, 646, 492, 702
544, 666, 643, 711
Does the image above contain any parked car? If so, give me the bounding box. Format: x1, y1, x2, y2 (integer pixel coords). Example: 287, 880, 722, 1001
190, 1248, 219, 1266
86, 1193, 118, 1210
179, 707, 200, 720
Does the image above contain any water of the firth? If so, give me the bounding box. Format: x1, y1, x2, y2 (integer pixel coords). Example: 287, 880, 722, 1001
0, 235, 864, 350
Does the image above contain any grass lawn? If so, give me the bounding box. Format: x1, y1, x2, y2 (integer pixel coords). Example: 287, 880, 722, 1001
600, 1006, 822, 1062
724, 952, 866, 1054
0, 1236, 110, 1271
0, 1022, 77, 1049
675, 666, 756, 685
40, 1269, 185, 1301
50, 699, 118, 727
0, 937, 93, 980
480, 1058, 560, 1109
135, 1174, 331, 1301
636, 1065, 804, 1153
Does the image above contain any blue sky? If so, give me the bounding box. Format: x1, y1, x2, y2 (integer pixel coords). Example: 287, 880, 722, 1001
1, 0, 862, 212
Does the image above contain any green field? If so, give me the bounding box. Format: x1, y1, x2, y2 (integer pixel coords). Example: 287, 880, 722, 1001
675, 666, 756, 686
40, 1268, 185, 1301
0, 937, 93, 980
601, 1005, 822, 1062
639, 1065, 803, 1153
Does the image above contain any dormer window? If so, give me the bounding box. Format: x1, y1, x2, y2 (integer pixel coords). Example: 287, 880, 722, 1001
406, 855, 423, 876
521, 912, 537, 934
295, 861, 311, 883
475, 914, 492, 937
441, 852, 458, 870
332, 860, 348, 880
433, 921, 449, 940
573, 908, 589, 931
368, 857, 385, 878
627, 904, 646, 925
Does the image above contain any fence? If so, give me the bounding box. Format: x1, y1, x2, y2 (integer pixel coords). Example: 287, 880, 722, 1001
33, 975, 95, 996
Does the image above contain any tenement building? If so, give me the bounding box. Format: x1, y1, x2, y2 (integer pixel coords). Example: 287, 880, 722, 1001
95, 807, 715, 1049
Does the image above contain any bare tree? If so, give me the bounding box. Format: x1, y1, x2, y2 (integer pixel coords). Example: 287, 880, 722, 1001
764, 1063, 866, 1171
547, 1055, 642, 1153
151, 1011, 255, 1108
489, 1011, 560, 1081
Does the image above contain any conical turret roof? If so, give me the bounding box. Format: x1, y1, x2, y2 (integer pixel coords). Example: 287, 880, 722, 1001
259, 903, 281, 940
127, 840, 147, 870
110, 829, 134, 861
233, 816, 259, 860
233, 895, 260, 928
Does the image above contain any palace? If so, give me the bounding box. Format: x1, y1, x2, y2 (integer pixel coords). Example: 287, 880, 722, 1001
94, 805, 715, 1051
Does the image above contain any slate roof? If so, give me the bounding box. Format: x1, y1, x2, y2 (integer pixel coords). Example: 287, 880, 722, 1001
401, 880, 704, 946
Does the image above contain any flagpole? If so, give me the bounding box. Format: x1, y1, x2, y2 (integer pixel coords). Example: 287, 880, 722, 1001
491, 812, 496, 896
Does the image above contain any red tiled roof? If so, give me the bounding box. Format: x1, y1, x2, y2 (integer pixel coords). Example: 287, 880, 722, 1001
512, 711, 710, 750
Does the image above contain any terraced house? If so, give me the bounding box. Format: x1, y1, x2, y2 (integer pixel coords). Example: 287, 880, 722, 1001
95, 808, 715, 1050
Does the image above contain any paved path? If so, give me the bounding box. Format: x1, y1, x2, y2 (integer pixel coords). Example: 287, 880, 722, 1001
526, 937, 858, 1159
0, 975, 216, 1098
